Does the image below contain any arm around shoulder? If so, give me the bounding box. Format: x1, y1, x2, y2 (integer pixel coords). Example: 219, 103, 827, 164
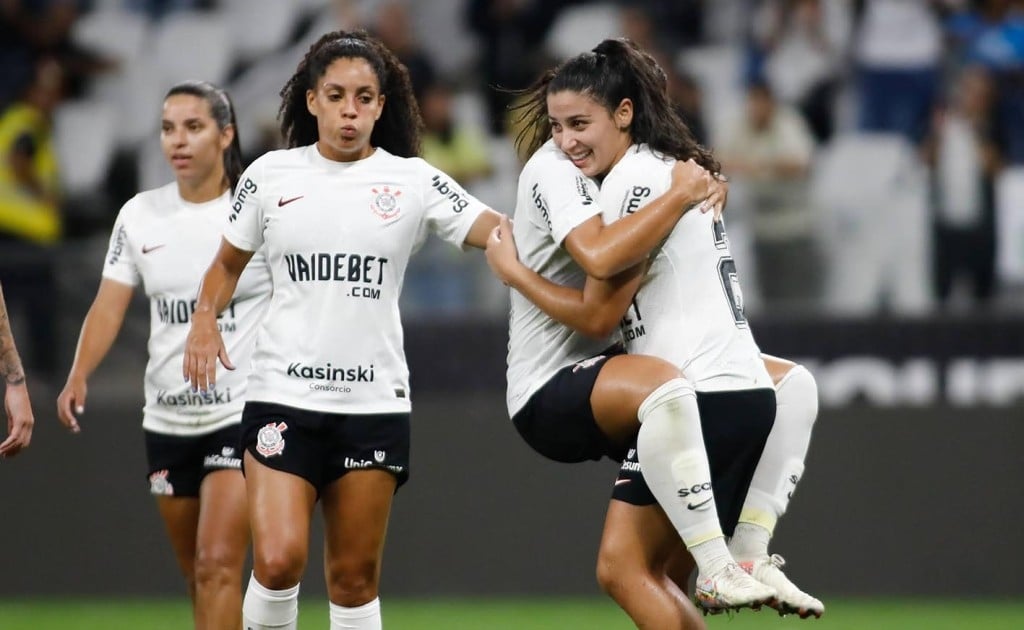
563, 159, 720, 279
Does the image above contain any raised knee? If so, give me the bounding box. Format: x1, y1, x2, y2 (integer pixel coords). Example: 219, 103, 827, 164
777, 364, 819, 425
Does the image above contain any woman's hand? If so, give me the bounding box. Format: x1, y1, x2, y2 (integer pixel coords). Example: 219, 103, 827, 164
56, 374, 86, 434
182, 314, 234, 393
705, 173, 729, 220
2, 383, 34, 457
485, 214, 521, 286
669, 159, 728, 218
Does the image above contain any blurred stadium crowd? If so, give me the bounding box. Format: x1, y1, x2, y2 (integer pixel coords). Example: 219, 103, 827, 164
3, 0, 1024, 380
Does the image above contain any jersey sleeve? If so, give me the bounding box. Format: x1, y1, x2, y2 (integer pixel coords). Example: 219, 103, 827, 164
530, 154, 602, 245
600, 150, 674, 223
101, 200, 141, 287
223, 160, 266, 252
415, 158, 489, 249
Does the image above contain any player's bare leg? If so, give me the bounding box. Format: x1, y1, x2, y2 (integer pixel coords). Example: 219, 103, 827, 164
593, 356, 775, 613
155, 495, 200, 606
243, 452, 317, 630
322, 469, 396, 629
194, 469, 249, 630
597, 500, 706, 629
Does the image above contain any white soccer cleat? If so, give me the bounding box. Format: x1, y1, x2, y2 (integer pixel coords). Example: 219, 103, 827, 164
694, 562, 777, 615
738, 554, 824, 619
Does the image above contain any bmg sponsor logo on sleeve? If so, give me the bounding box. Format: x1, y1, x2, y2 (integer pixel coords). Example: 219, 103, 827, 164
107, 224, 127, 265
430, 174, 470, 213
229, 177, 258, 222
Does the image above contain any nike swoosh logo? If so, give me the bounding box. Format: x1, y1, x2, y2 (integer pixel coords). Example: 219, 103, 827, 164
141, 244, 166, 254
278, 195, 304, 207
614, 478, 631, 486
687, 497, 713, 511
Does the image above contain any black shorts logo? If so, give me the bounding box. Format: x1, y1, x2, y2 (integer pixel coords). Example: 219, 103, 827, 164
256, 421, 288, 457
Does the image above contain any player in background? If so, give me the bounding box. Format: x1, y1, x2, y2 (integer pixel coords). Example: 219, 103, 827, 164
0, 280, 34, 459
181, 31, 505, 630
487, 38, 822, 623
56, 81, 267, 629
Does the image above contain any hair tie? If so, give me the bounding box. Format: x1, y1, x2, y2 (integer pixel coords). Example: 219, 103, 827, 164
333, 36, 366, 48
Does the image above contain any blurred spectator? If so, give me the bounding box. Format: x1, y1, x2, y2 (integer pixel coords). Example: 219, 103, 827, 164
124, 0, 208, 21
371, 0, 437, 103
750, 0, 853, 143
718, 80, 821, 309
0, 0, 113, 105
615, 0, 704, 51
668, 65, 710, 147
853, 0, 946, 144
944, 0, 1024, 163
813, 132, 934, 315
421, 79, 493, 186
465, 0, 566, 135
944, 0, 1024, 70
618, 8, 710, 145
403, 78, 495, 316
0, 57, 64, 377
924, 66, 1001, 306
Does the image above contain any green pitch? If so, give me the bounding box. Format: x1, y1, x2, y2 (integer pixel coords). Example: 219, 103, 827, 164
0, 597, 1022, 629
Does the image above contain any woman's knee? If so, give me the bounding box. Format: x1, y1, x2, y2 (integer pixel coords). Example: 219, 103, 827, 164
194, 541, 246, 586
252, 544, 307, 590
326, 558, 380, 606
596, 541, 646, 597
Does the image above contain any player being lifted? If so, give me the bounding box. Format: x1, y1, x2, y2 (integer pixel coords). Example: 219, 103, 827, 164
486, 38, 823, 623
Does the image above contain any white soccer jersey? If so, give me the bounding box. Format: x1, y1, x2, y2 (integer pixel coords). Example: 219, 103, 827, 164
505, 140, 620, 416
224, 145, 487, 414
103, 183, 272, 435
599, 145, 772, 391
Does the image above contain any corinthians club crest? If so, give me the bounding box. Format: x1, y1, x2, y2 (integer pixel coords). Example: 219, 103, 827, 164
256, 421, 289, 457
370, 186, 402, 220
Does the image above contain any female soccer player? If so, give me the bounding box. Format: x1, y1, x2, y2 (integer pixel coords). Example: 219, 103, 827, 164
487, 38, 823, 624
179, 30, 504, 630
57, 81, 268, 629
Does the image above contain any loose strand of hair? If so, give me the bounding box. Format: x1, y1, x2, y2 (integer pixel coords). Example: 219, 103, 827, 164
510, 69, 556, 157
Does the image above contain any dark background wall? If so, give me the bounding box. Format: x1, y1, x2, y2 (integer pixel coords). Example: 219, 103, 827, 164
1, 317, 1022, 598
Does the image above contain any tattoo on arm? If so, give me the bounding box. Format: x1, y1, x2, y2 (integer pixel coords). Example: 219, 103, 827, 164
0, 293, 27, 386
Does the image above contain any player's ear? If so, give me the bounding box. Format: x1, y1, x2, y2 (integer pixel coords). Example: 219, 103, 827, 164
375, 93, 385, 121
615, 98, 633, 131
219, 123, 235, 152
306, 88, 318, 117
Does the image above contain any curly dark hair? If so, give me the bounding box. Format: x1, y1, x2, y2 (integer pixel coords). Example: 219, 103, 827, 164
278, 29, 423, 157
513, 38, 719, 175
165, 80, 244, 191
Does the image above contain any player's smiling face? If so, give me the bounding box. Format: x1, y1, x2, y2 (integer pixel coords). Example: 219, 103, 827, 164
547, 89, 633, 179
161, 94, 230, 186
308, 56, 385, 162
